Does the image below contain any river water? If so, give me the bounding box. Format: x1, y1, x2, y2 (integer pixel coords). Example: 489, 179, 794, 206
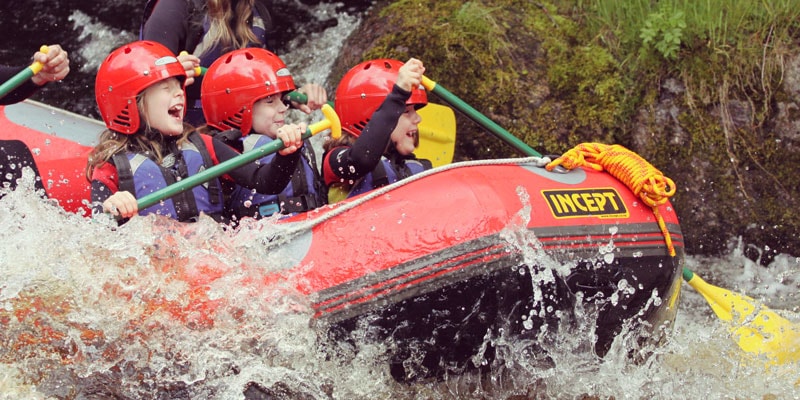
1, 1, 799, 399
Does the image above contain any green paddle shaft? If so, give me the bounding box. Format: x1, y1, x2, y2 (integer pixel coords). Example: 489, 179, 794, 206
0, 45, 48, 100
136, 104, 340, 210
284, 91, 307, 104
421, 76, 541, 157
137, 134, 303, 210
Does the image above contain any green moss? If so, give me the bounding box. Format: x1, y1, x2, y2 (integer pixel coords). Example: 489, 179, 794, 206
335, 0, 800, 256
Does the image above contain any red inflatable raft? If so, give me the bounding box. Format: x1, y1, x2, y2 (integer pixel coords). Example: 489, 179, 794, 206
0, 100, 684, 381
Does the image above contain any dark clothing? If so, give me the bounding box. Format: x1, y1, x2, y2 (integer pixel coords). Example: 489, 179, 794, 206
345, 156, 431, 199
322, 84, 414, 185
140, 0, 198, 56
1, 65, 46, 197
141, 0, 273, 126
226, 133, 326, 219
0, 65, 40, 105
90, 130, 299, 222
0, 140, 46, 197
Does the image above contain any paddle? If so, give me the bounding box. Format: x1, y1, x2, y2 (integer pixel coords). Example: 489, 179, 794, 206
178, 51, 206, 77
284, 91, 457, 167
0, 45, 48, 100
682, 267, 800, 365
419, 74, 800, 365
420, 76, 542, 157
136, 103, 341, 210
415, 102, 456, 167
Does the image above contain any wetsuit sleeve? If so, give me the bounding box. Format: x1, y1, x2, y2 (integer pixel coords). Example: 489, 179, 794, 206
210, 136, 301, 195
141, 0, 192, 55
0, 65, 41, 105
89, 162, 119, 214
322, 84, 411, 184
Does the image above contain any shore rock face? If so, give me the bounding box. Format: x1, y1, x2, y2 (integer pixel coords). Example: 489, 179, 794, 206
330, 0, 800, 260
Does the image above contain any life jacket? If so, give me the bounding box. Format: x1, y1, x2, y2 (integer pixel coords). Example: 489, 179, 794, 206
328, 156, 432, 203
112, 132, 225, 222
228, 134, 327, 219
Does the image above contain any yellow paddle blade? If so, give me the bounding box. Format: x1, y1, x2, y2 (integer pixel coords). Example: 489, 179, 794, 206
686, 272, 800, 365
416, 102, 456, 167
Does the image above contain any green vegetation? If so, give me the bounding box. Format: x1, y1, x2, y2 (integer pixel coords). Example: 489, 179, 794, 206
583, 0, 800, 119
575, 0, 800, 257
339, 0, 800, 256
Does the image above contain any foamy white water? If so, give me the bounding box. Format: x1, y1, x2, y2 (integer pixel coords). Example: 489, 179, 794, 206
3, 1, 798, 398
1, 175, 798, 399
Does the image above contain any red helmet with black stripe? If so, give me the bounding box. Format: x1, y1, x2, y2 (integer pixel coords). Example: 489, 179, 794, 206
334, 59, 427, 137
95, 40, 186, 134
201, 48, 296, 135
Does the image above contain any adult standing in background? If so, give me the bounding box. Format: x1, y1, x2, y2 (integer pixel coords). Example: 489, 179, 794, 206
1, 44, 70, 197
140, 0, 274, 126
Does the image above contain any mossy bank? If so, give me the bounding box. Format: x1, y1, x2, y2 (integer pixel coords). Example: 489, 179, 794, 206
330, 0, 800, 262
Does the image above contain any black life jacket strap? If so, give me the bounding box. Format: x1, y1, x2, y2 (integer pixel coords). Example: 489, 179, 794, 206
278, 142, 327, 211
371, 161, 389, 188
112, 151, 191, 219
302, 143, 328, 207
215, 129, 244, 150
187, 133, 221, 205
112, 153, 135, 196
166, 141, 199, 221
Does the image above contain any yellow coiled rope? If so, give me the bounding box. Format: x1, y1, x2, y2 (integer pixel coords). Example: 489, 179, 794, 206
545, 143, 678, 257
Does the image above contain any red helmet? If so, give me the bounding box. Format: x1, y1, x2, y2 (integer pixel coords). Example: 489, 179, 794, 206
334, 59, 427, 137
201, 48, 296, 134
95, 41, 186, 134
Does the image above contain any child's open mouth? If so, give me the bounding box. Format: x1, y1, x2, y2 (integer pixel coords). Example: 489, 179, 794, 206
168, 104, 184, 120
407, 130, 419, 146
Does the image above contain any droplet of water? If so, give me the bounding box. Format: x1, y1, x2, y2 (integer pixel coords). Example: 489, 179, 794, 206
523, 319, 534, 330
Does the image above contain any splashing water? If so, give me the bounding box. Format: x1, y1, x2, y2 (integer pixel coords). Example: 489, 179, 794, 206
0, 176, 402, 399
1, 172, 800, 398
3, 1, 799, 397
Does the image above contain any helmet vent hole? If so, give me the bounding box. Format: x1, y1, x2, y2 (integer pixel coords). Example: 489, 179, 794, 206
223, 112, 245, 131
113, 109, 132, 128
354, 120, 368, 132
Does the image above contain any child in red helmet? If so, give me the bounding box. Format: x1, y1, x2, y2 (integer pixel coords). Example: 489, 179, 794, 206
85, 41, 304, 223
323, 58, 432, 203
200, 47, 328, 220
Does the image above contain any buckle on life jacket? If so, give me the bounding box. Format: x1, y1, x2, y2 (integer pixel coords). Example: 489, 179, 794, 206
256, 194, 320, 218
258, 202, 281, 217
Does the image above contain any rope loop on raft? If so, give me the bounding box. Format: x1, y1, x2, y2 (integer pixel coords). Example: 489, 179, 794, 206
546, 143, 678, 257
